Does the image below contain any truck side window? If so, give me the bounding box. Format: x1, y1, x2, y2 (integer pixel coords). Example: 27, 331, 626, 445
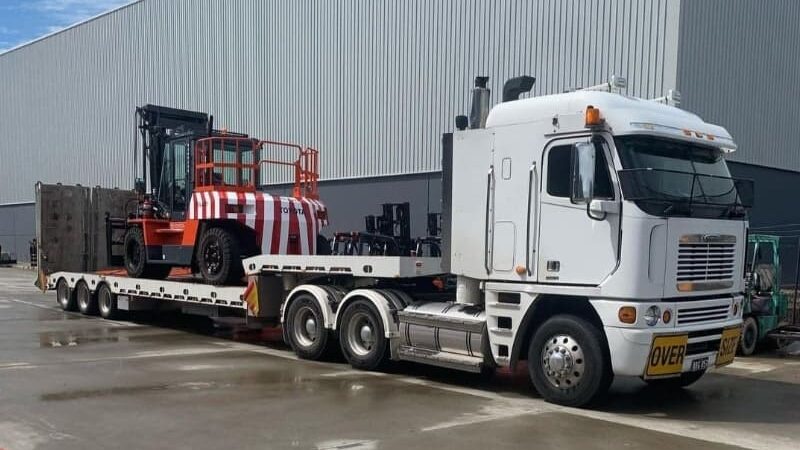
547, 146, 571, 197
593, 147, 613, 199
546, 144, 614, 199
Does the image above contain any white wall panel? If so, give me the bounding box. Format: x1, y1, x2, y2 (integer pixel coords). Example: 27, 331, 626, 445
0, 0, 680, 204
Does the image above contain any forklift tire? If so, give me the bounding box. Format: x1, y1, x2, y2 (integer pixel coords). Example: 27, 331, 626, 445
56, 278, 77, 311
738, 316, 759, 356
76, 280, 98, 315
124, 227, 172, 280
198, 227, 243, 285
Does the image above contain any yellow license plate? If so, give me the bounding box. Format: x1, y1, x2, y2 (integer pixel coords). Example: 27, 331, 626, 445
646, 334, 689, 377
716, 326, 740, 367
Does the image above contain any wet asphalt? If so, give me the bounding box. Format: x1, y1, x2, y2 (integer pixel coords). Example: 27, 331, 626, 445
0, 268, 798, 450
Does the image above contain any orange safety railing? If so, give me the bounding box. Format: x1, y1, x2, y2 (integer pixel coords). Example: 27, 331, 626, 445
194, 137, 260, 193
194, 136, 320, 200
258, 140, 319, 200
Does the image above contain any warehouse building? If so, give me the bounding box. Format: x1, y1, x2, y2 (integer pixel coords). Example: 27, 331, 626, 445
1, 0, 799, 263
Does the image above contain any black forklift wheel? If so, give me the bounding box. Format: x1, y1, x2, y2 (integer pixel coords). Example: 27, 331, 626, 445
123, 227, 171, 279
197, 227, 243, 285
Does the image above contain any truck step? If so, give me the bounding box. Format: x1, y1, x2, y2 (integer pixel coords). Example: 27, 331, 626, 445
396, 345, 483, 373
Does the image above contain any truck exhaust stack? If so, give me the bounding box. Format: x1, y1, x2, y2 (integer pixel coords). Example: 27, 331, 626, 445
469, 76, 490, 129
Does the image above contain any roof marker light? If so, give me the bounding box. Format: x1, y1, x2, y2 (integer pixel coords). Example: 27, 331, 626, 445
585, 106, 602, 127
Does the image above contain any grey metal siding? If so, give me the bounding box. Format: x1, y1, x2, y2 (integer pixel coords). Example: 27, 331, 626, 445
677, 0, 800, 171
0, 0, 680, 204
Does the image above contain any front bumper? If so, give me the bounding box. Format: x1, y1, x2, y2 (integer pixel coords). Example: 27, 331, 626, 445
604, 318, 742, 377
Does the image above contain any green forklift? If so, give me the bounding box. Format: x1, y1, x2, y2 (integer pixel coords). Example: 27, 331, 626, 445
738, 234, 798, 355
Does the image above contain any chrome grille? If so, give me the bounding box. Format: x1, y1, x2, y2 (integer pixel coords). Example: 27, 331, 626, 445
677, 304, 730, 325
677, 235, 736, 288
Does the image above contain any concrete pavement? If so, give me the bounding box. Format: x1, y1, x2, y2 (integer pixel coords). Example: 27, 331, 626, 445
0, 268, 797, 450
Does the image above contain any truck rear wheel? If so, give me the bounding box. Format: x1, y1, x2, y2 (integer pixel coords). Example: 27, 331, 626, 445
528, 315, 612, 407
738, 316, 759, 356
56, 278, 77, 311
97, 284, 120, 320
124, 227, 171, 279
198, 227, 243, 285
339, 299, 388, 370
285, 295, 331, 360
76, 280, 98, 315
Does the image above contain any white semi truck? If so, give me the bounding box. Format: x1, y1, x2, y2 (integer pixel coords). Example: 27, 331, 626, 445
45, 76, 752, 406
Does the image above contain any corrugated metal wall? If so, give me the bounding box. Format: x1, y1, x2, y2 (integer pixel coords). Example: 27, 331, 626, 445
677, 0, 800, 170
0, 0, 680, 204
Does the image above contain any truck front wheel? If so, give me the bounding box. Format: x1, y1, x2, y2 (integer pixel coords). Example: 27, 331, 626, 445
528, 315, 612, 407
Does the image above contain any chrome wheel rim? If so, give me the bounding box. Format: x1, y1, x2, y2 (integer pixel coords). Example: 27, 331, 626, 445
293, 305, 318, 348
99, 289, 111, 315
541, 334, 585, 389
346, 311, 376, 357
57, 282, 69, 307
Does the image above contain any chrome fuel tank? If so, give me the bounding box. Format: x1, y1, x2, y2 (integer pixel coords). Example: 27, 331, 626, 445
398, 302, 485, 358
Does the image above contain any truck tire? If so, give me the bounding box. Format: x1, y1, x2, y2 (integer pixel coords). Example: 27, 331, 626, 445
124, 227, 172, 279
339, 299, 388, 370
97, 284, 120, 320
198, 227, 243, 285
528, 314, 612, 407
76, 280, 98, 315
285, 295, 331, 360
56, 278, 77, 311
738, 316, 759, 356
644, 370, 705, 389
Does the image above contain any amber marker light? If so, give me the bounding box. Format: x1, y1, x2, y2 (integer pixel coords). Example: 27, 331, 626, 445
618, 306, 637, 324
662, 309, 672, 324
585, 105, 602, 126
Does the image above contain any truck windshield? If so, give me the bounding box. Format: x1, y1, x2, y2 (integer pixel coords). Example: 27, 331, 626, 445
615, 136, 753, 219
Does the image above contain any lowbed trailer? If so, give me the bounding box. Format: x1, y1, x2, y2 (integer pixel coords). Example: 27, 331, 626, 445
41, 75, 753, 407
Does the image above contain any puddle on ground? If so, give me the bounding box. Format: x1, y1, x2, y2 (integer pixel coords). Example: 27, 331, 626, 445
38, 329, 123, 348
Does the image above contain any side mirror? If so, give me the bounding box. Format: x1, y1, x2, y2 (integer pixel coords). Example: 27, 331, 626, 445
571, 142, 596, 204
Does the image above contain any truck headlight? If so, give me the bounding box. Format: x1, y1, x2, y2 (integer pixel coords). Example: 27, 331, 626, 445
644, 305, 661, 326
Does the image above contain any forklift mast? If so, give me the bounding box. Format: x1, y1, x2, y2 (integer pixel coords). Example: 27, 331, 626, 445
135, 104, 212, 196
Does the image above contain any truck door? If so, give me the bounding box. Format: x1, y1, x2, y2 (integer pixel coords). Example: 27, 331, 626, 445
490, 125, 538, 279
537, 137, 620, 285
156, 139, 190, 220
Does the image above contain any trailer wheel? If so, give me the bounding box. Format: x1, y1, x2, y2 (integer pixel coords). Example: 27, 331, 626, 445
198, 227, 243, 285
56, 278, 77, 311
738, 316, 759, 356
644, 370, 705, 389
97, 284, 120, 320
124, 227, 171, 279
76, 281, 98, 315
285, 295, 331, 360
339, 299, 388, 370
528, 314, 612, 407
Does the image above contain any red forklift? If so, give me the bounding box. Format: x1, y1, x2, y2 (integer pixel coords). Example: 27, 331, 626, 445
113, 105, 328, 285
